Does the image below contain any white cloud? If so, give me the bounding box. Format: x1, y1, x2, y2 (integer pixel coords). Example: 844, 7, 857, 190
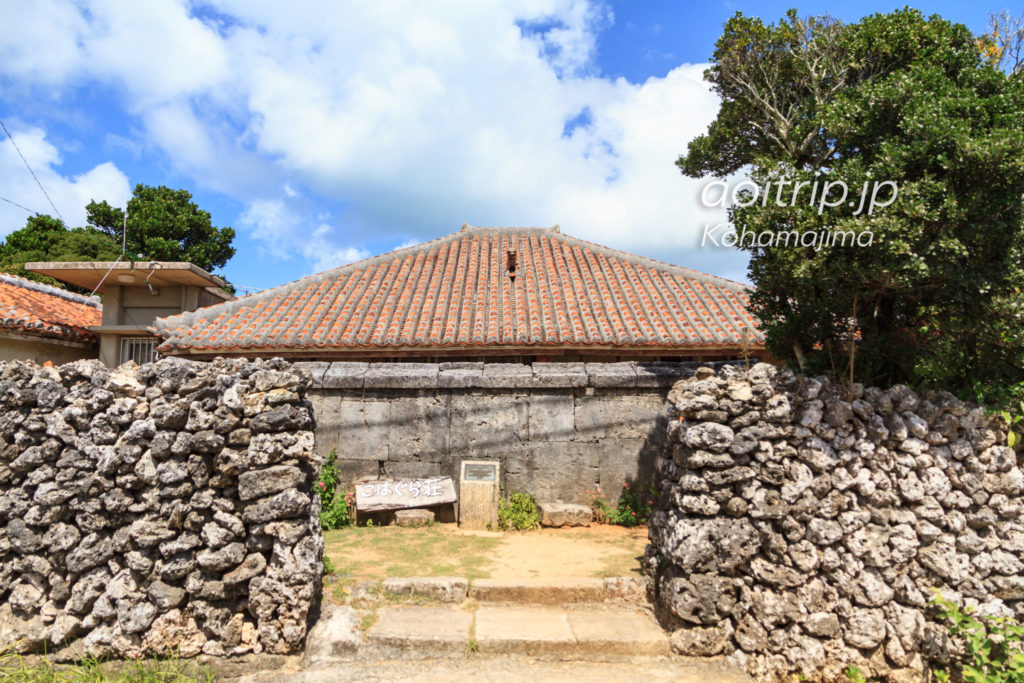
0, 1, 747, 279
0, 123, 130, 232
303, 225, 372, 273
238, 198, 370, 273
81, 0, 229, 107
515, 0, 613, 76
237, 198, 297, 252
0, 0, 89, 85
0, 0, 229, 106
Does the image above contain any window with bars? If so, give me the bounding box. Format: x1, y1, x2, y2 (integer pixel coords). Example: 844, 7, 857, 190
119, 336, 159, 365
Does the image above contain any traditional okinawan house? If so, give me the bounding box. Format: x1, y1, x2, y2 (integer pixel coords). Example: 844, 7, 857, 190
151, 225, 764, 361
150, 226, 767, 507
0, 273, 102, 365
25, 261, 233, 367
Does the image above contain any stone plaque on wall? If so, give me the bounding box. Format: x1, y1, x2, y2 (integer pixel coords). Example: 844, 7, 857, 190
354, 476, 456, 513
463, 463, 497, 481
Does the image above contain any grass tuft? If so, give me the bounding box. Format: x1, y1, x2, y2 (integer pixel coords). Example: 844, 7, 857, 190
359, 611, 379, 638
0, 647, 214, 682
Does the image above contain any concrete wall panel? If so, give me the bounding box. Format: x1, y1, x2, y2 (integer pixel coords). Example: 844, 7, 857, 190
310, 361, 736, 506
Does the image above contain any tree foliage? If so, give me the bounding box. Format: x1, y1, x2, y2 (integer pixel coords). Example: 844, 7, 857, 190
86, 184, 235, 272
680, 9, 1024, 404
0, 184, 236, 294
0, 215, 121, 292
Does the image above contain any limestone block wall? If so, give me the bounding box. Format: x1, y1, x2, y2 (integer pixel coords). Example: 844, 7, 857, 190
301, 362, 736, 506
647, 363, 1022, 682
0, 357, 321, 659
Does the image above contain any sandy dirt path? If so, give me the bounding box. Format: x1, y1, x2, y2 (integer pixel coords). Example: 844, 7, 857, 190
475, 525, 648, 578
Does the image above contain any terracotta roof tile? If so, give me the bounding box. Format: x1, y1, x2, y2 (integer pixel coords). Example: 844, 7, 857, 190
0, 273, 101, 343
154, 227, 763, 355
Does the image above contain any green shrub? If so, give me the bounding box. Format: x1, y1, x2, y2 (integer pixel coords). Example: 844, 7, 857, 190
588, 488, 615, 524
498, 492, 540, 530
323, 556, 336, 576
932, 592, 1024, 682
317, 448, 354, 530
843, 666, 868, 683
317, 448, 339, 507
976, 381, 1024, 414
320, 492, 354, 530
994, 401, 1024, 452
615, 483, 655, 527
588, 483, 656, 527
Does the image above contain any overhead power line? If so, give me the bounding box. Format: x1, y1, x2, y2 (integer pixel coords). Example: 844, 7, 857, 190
0, 194, 37, 215
0, 117, 67, 226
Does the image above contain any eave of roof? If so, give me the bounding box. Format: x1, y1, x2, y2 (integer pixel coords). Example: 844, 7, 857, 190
0, 273, 102, 343
26, 260, 230, 295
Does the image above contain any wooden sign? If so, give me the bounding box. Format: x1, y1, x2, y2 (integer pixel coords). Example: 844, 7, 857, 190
459, 460, 500, 530
354, 476, 456, 513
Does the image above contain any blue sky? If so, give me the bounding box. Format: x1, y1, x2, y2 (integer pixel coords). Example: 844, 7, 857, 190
0, 1, 997, 292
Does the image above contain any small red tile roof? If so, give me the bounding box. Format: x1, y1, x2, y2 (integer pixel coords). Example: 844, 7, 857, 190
153, 226, 762, 356
0, 273, 101, 343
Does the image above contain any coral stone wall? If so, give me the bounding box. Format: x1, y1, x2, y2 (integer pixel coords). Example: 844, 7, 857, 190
647, 363, 1021, 682
0, 357, 322, 659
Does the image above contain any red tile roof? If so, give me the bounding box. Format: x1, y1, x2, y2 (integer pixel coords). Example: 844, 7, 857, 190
0, 273, 101, 343
153, 226, 762, 356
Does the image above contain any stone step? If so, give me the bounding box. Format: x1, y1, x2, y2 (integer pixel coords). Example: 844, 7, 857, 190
474, 606, 670, 657
297, 601, 753, 682
355, 605, 670, 660
333, 576, 646, 608
365, 606, 473, 657
467, 577, 645, 605
254, 655, 755, 682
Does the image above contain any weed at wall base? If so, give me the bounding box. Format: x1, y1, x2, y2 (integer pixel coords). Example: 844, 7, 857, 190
0, 647, 215, 682
588, 483, 655, 527
317, 447, 355, 530
497, 492, 540, 530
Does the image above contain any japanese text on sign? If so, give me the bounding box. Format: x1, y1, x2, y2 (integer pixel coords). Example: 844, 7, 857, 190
359, 478, 444, 500
354, 476, 457, 513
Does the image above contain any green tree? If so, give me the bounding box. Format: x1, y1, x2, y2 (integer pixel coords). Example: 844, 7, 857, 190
0, 215, 121, 292
86, 184, 235, 272
679, 9, 1024, 404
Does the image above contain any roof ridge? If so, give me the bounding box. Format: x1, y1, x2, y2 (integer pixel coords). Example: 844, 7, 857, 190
0, 272, 102, 308
458, 226, 748, 290
455, 226, 749, 290
461, 224, 559, 234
